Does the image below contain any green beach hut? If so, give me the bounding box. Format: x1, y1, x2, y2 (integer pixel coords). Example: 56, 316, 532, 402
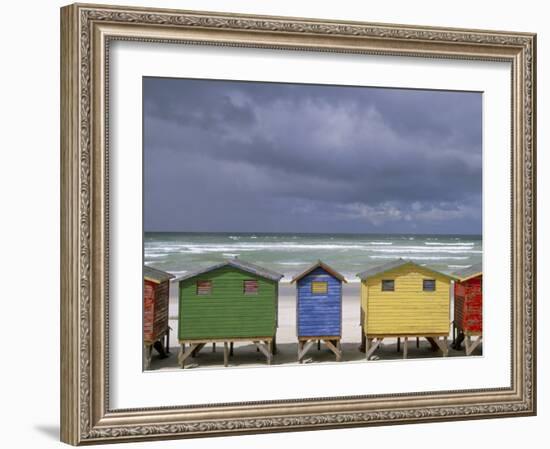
176, 258, 283, 368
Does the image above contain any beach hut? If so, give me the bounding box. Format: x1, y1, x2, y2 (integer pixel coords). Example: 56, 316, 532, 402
452, 263, 483, 355
357, 259, 455, 359
176, 258, 283, 368
143, 266, 175, 369
291, 261, 347, 363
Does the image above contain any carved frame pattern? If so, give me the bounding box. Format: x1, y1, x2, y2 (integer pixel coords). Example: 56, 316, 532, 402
60, 3, 536, 445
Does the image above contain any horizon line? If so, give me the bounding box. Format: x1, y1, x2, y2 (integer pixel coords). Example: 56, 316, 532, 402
144, 230, 482, 237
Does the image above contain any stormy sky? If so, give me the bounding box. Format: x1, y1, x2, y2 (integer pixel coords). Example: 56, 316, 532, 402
143, 77, 482, 235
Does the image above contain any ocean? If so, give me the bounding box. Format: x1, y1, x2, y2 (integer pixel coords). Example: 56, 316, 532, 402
144, 232, 482, 282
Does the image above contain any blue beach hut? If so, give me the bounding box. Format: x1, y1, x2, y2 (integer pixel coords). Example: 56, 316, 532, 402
291, 261, 347, 362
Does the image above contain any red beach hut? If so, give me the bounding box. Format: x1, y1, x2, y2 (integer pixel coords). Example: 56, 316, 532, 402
144, 266, 175, 369
452, 263, 482, 355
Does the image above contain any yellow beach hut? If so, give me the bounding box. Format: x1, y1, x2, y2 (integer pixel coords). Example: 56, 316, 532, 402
357, 259, 455, 359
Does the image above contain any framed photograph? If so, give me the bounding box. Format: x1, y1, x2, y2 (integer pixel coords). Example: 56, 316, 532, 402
60, 3, 536, 445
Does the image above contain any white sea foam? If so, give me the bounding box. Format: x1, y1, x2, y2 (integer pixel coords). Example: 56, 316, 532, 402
144, 233, 482, 279
369, 255, 469, 260
424, 242, 475, 246
370, 247, 480, 254
145, 242, 478, 254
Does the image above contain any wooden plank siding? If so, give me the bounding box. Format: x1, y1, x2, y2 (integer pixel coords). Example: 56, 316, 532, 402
143, 280, 156, 343
143, 279, 170, 344
152, 280, 170, 339
454, 275, 482, 334
361, 264, 452, 336
296, 267, 342, 338
178, 266, 278, 340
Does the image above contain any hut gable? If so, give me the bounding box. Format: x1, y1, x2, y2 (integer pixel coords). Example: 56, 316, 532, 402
291, 260, 347, 284
177, 259, 283, 340
357, 258, 456, 282
144, 265, 175, 284
292, 261, 346, 338
175, 258, 283, 283
358, 259, 454, 336
453, 263, 482, 282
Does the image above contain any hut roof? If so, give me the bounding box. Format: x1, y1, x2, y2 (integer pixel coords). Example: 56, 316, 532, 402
290, 260, 347, 283
453, 262, 483, 281
174, 258, 284, 282
144, 266, 175, 284
356, 258, 456, 281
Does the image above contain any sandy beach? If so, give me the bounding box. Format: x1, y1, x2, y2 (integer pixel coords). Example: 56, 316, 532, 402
148, 281, 481, 371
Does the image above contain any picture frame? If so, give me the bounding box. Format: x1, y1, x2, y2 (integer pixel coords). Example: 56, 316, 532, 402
60, 2, 536, 445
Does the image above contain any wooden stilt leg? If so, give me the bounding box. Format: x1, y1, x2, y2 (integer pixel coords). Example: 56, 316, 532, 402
324, 339, 342, 362
178, 343, 201, 368
366, 338, 382, 359
178, 343, 186, 369
267, 340, 273, 365
465, 335, 472, 355
223, 342, 229, 367
144, 344, 153, 370
365, 337, 371, 355
465, 335, 483, 355
360, 331, 366, 353
229, 341, 234, 356
272, 335, 277, 355
166, 329, 170, 354
317, 340, 321, 351
298, 341, 303, 363
416, 337, 419, 348
403, 337, 408, 359
298, 340, 315, 362
397, 337, 401, 352
212, 342, 216, 352
426, 337, 449, 356
190, 343, 205, 358
426, 337, 439, 351
466, 336, 482, 355
253, 341, 272, 364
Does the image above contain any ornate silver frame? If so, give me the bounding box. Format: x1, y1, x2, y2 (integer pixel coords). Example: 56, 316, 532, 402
60, 3, 536, 445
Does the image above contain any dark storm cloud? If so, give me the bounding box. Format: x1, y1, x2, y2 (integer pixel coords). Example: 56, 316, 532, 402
143, 77, 482, 234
